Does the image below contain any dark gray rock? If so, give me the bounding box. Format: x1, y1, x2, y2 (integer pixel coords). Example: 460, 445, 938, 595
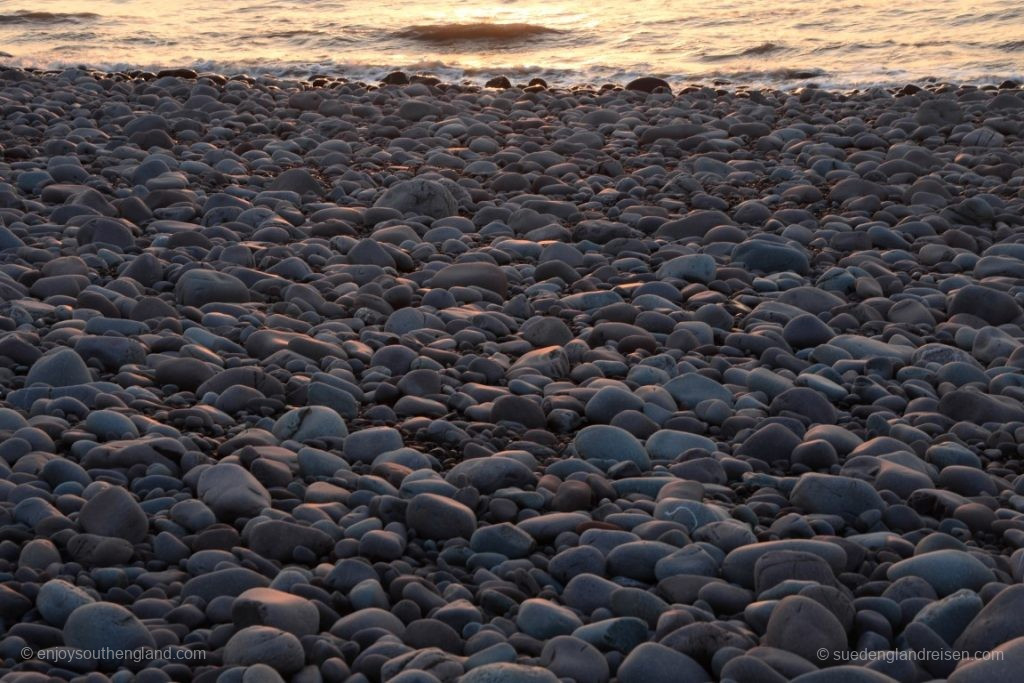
406, 493, 476, 540
374, 178, 458, 219
78, 486, 148, 543
198, 463, 271, 521
175, 268, 250, 306
790, 473, 885, 518
63, 602, 156, 653
26, 348, 91, 387
764, 595, 847, 664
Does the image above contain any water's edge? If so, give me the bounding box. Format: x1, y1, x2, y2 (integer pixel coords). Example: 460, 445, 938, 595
1, 61, 1020, 94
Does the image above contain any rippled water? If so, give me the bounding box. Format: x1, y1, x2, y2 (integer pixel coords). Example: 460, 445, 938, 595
0, 0, 1022, 88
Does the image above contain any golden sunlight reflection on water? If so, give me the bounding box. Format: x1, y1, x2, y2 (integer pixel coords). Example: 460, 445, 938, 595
0, 0, 1021, 87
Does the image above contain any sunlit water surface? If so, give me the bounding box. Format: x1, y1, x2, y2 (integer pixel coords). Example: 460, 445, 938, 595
0, 0, 1022, 88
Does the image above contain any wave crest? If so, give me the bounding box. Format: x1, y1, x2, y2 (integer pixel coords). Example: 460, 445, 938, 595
703, 42, 786, 61
398, 23, 561, 42
0, 11, 99, 25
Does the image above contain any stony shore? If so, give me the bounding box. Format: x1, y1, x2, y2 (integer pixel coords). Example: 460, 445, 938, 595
1, 66, 1024, 683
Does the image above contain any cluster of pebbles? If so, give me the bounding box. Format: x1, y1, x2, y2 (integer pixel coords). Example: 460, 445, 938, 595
1, 65, 1024, 683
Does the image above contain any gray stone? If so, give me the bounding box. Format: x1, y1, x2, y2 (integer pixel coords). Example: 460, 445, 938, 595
223, 626, 305, 674
572, 617, 649, 654
406, 493, 476, 540
948, 636, 1024, 683
955, 584, 1024, 652
272, 406, 348, 442
182, 567, 271, 602
540, 636, 609, 683
664, 374, 732, 408
769, 387, 837, 424
888, 550, 993, 597
460, 663, 558, 683
723, 540, 847, 589
198, 463, 271, 521
37, 580, 95, 627
645, 430, 717, 459
78, 486, 148, 543
232, 587, 320, 637
949, 284, 1022, 325
790, 473, 885, 519
521, 316, 573, 347
447, 457, 536, 493
617, 642, 711, 683
733, 241, 809, 274
656, 254, 716, 283
374, 178, 458, 219
912, 588, 982, 646
428, 262, 508, 296
63, 602, 156, 653
470, 523, 535, 558
175, 268, 250, 307
939, 389, 1024, 424
26, 348, 91, 387
516, 598, 583, 639
344, 426, 402, 463
764, 595, 847, 664
917, 98, 963, 126
509, 346, 570, 378
574, 425, 651, 470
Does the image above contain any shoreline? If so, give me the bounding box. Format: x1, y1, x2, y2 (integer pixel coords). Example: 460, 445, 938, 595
1, 63, 1024, 681
2, 62, 1021, 95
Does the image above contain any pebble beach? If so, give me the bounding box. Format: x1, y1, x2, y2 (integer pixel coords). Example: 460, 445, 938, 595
1, 66, 1024, 683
